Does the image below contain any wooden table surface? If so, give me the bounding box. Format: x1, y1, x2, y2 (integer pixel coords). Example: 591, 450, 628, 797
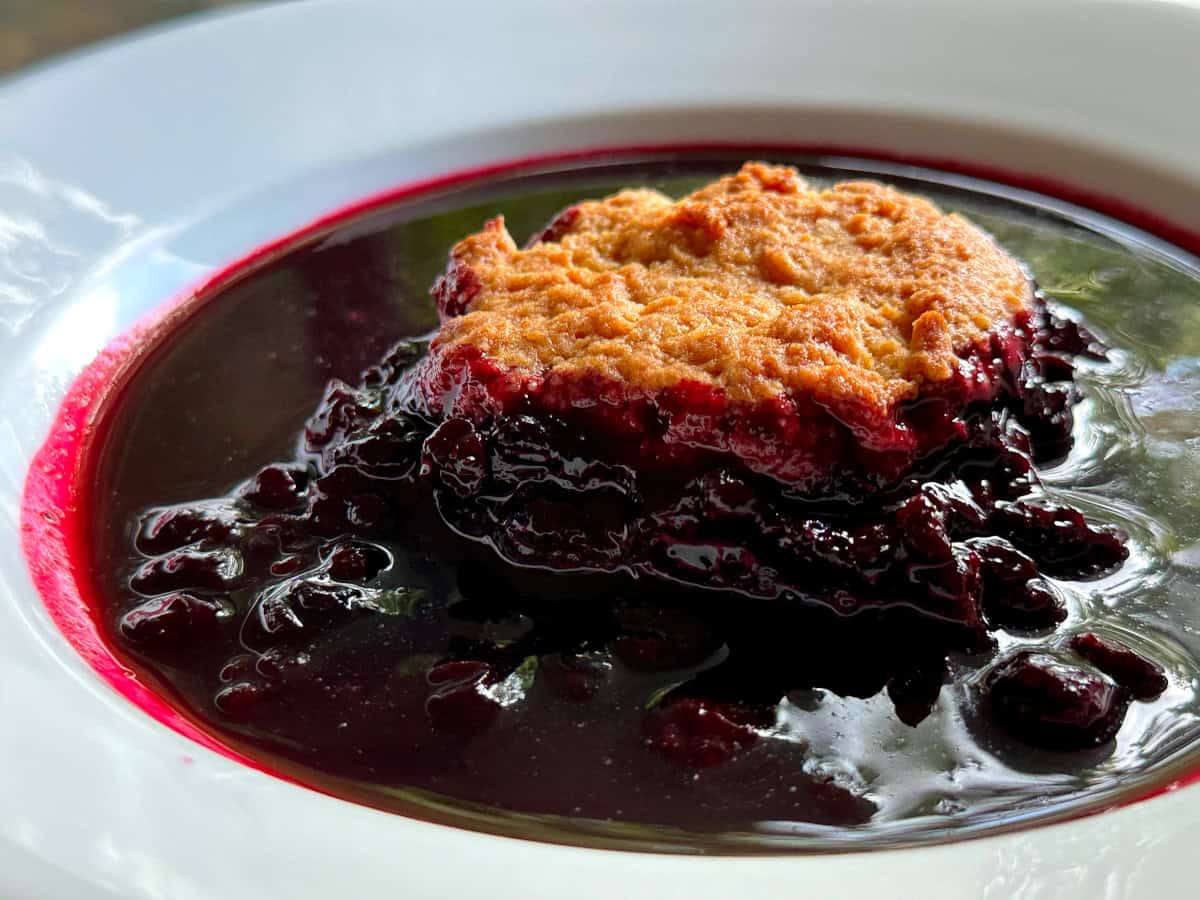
0, 0, 253, 76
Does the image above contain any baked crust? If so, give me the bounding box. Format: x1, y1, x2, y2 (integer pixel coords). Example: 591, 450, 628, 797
428, 162, 1033, 415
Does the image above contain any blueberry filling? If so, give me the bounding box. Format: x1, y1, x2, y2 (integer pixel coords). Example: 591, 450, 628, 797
121, 299, 1140, 753
86, 158, 1200, 846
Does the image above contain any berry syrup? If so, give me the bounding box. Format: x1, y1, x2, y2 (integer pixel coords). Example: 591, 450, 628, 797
85, 156, 1200, 851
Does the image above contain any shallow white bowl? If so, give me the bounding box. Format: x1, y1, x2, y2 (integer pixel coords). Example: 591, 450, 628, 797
2, 1, 1200, 897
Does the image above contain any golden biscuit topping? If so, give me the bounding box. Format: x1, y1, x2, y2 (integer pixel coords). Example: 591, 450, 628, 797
431, 163, 1033, 413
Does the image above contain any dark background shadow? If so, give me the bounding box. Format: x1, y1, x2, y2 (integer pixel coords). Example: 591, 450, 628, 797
0, 0, 259, 75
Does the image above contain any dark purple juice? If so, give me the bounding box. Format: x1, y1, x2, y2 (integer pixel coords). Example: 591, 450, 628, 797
88, 156, 1200, 851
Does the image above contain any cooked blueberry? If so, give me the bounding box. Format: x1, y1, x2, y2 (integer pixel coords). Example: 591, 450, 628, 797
970, 535, 1038, 581
431, 256, 483, 319
270, 555, 309, 577
240, 465, 306, 509
255, 575, 367, 636
491, 414, 555, 472
1003, 579, 1069, 630
327, 417, 426, 475
497, 490, 629, 568
991, 501, 1128, 578
642, 697, 763, 768
255, 648, 313, 683
218, 654, 255, 683
969, 537, 1068, 630
1032, 352, 1075, 382
1069, 633, 1168, 701
895, 493, 954, 562
903, 548, 985, 632
257, 589, 305, 635
326, 541, 391, 582
422, 417, 488, 497
695, 469, 760, 519
303, 382, 377, 450
1040, 311, 1105, 359
119, 592, 229, 647
1020, 382, 1078, 462
887, 657, 947, 727
130, 548, 242, 594
524, 205, 581, 246
136, 506, 232, 555
984, 650, 1130, 749
214, 681, 272, 718
377, 339, 428, 377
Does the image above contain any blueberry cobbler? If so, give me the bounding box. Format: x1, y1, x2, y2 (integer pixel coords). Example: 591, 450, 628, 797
83, 159, 1200, 848
399, 164, 1123, 650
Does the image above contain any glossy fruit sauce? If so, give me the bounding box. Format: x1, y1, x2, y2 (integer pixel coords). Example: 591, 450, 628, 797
84, 156, 1200, 852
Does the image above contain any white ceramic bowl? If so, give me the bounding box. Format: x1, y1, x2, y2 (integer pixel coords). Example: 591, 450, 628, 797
2, 1, 1200, 897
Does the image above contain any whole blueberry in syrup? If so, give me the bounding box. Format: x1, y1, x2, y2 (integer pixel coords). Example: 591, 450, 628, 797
984, 651, 1131, 750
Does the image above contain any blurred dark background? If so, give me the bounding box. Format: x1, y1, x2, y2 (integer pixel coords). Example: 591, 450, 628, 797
0, 1, 248, 75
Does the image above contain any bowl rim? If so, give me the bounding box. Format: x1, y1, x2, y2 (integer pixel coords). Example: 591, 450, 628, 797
4, 1, 1200, 897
